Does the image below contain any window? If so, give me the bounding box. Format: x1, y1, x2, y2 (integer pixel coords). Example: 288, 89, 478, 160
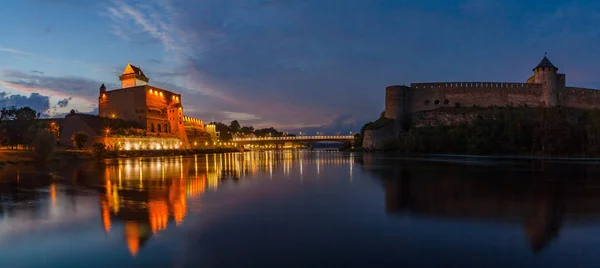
164, 124, 168, 133
158, 124, 162, 133
424, 100, 430, 105
151, 123, 155, 132
444, 99, 450, 105
434, 100, 440, 105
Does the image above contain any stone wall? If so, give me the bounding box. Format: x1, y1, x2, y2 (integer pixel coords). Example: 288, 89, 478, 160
561, 87, 600, 110
409, 82, 543, 112
410, 108, 479, 128
362, 121, 399, 151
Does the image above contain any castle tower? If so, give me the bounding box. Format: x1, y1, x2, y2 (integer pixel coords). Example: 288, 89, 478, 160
384, 85, 412, 130
98, 83, 107, 116
99, 83, 106, 94
533, 55, 558, 107
120, 62, 149, 88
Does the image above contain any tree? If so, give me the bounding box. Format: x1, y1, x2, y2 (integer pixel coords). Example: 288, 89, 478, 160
240, 126, 254, 135
0, 106, 40, 149
229, 120, 241, 132
72, 131, 89, 149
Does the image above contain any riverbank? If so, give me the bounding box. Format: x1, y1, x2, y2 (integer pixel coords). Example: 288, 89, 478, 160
0, 149, 94, 168
0, 147, 242, 169
103, 147, 241, 159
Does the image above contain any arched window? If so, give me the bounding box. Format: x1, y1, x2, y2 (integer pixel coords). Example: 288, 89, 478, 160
424, 100, 430, 105
164, 124, 168, 133
151, 123, 155, 132
434, 100, 440, 105
444, 99, 450, 105
158, 124, 162, 133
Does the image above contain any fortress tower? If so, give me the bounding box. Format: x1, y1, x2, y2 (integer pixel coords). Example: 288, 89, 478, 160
530, 55, 561, 106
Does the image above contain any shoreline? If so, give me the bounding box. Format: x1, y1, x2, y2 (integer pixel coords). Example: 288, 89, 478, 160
0, 147, 242, 169
360, 152, 600, 163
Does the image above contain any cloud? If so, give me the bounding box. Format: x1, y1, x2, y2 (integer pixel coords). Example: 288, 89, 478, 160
0, 70, 114, 106
56, 97, 72, 108
222, 111, 261, 121
99, 0, 600, 130
31, 70, 44, 75
0, 92, 50, 116
0, 46, 33, 56
287, 114, 362, 135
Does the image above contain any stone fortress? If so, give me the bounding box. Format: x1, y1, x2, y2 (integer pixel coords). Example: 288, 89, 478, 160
364, 55, 600, 150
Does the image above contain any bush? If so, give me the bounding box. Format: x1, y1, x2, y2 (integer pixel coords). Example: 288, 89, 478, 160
72, 131, 89, 149
32, 129, 55, 161
92, 142, 107, 159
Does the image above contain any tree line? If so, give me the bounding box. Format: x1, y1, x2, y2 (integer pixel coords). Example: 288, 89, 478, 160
211, 120, 287, 141
360, 106, 600, 157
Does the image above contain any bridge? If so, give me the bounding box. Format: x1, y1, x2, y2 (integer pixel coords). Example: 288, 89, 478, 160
232, 135, 355, 144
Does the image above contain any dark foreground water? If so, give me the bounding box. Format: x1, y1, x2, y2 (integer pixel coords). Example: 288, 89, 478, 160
2, 152, 600, 267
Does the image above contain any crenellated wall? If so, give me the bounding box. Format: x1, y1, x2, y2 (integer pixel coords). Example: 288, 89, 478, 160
561, 87, 600, 110
408, 82, 544, 112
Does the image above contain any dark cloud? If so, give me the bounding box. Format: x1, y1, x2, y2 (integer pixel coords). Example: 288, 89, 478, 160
56, 97, 72, 108
0, 92, 50, 116
31, 70, 44, 75
1, 70, 117, 105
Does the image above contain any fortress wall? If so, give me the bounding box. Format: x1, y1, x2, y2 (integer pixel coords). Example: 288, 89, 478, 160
409, 82, 543, 112
562, 87, 600, 110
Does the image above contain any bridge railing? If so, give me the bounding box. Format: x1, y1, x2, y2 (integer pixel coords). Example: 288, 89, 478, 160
232, 135, 354, 142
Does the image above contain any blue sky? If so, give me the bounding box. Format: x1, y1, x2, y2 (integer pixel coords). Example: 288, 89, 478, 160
1, 0, 600, 133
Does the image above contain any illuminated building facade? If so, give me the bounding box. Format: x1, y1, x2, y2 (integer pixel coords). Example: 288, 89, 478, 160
98, 63, 207, 147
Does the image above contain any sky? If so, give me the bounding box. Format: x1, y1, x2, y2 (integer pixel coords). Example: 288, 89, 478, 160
2, 0, 600, 134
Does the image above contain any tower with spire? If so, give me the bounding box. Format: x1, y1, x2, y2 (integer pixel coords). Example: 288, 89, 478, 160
119, 62, 149, 88
531, 54, 562, 107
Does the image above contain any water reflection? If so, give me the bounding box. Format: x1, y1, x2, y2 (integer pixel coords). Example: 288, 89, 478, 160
0, 151, 355, 259
5, 152, 600, 266
357, 154, 600, 253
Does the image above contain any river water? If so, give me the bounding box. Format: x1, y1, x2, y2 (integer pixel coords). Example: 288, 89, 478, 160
1, 152, 600, 267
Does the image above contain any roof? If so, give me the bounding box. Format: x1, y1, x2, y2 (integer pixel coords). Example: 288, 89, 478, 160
122, 62, 148, 79
66, 113, 142, 134
533, 56, 558, 71
100, 83, 106, 89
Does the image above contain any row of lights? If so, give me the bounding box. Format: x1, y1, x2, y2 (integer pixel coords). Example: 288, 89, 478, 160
148, 88, 180, 101
192, 142, 237, 146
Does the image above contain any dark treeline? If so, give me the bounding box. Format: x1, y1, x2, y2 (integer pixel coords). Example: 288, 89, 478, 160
367, 106, 600, 157
0, 106, 56, 149
211, 120, 288, 141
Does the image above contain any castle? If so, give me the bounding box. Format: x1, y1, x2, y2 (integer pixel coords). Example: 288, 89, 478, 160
384, 55, 600, 128
58, 63, 216, 149
363, 55, 600, 150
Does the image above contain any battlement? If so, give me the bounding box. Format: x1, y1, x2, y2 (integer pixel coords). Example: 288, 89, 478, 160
411, 82, 541, 89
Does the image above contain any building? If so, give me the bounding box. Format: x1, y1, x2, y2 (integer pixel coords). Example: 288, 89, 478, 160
361, 55, 600, 150
384, 55, 600, 127
95, 62, 211, 148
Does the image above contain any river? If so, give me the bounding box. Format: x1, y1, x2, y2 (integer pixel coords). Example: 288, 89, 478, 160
1, 152, 600, 267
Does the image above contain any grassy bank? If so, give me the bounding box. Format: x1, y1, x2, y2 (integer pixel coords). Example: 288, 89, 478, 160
0, 149, 93, 167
